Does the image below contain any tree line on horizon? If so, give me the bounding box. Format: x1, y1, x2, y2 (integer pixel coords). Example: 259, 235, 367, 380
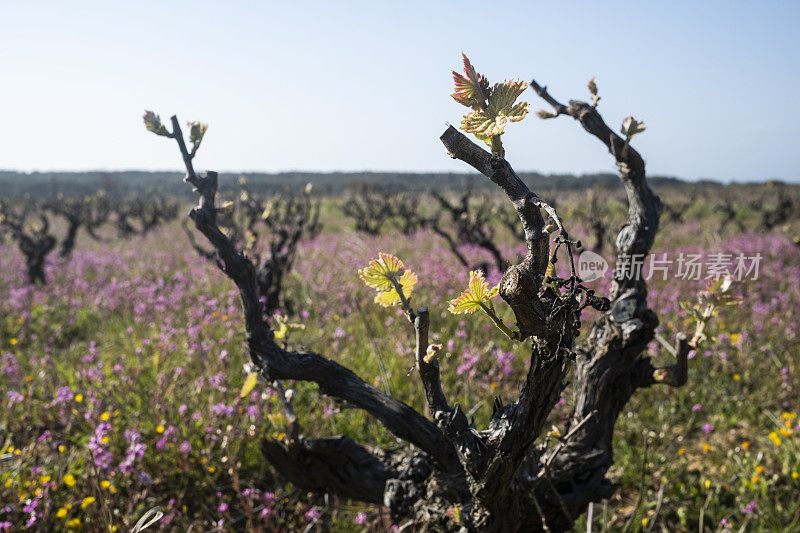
0, 169, 755, 199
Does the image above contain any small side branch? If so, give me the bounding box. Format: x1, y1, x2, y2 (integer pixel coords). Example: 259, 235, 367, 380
529, 83, 568, 117
414, 307, 449, 414
645, 333, 690, 387
414, 306, 487, 477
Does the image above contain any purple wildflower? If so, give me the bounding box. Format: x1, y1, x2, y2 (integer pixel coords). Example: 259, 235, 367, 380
6, 390, 23, 405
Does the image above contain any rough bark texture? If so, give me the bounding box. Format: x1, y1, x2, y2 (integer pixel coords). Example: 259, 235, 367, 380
148, 79, 689, 530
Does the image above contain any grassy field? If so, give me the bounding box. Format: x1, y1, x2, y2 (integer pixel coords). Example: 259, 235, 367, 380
1, 191, 799, 531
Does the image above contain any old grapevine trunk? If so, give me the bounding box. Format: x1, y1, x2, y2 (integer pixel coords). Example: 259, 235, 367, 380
148, 77, 690, 531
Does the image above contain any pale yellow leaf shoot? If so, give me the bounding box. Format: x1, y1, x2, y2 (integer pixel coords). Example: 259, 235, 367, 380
359, 253, 417, 308
448, 270, 499, 314
240, 372, 258, 398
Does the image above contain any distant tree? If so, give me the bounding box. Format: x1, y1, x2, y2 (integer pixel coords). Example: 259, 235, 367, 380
661, 198, 695, 226
758, 185, 796, 231
110, 195, 180, 238
424, 184, 508, 273
0, 199, 57, 285
571, 190, 621, 253
714, 198, 746, 233
340, 183, 394, 235
388, 193, 425, 235
44, 193, 110, 258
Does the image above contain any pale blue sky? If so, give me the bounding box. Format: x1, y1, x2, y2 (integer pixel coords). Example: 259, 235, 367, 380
1, 1, 798, 181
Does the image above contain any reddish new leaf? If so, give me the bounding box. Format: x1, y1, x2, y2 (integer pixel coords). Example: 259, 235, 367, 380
451, 53, 490, 110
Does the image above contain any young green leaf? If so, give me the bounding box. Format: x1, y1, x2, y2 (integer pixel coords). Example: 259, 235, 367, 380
271, 312, 306, 341
240, 372, 258, 398
189, 121, 208, 154
621, 116, 646, 139
461, 80, 529, 139
373, 269, 417, 307
359, 252, 406, 292
448, 270, 499, 314
359, 253, 418, 309
143, 110, 169, 137
451, 53, 490, 110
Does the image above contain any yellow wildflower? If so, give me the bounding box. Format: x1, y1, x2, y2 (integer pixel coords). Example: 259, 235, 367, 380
733, 374, 741, 381
74, 394, 83, 403
701, 443, 710, 452
755, 465, 765, 474
769, 432, 782, 446
741, 441, 750, 450
67, 518, 81, 528
751, 475, 760, 483
156, 425, 165, 434
56, 507, 68, 518
81, 496, 95, 509
678, 448, 686, 456
63, 474, 76, 487
100, 480, 111, 490
100, 412, 110, 421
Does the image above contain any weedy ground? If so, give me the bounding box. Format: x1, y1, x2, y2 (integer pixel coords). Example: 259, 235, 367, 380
1, 190, 798, 531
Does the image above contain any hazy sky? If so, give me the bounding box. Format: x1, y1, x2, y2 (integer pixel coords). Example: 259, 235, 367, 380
2, 1, 798, 181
